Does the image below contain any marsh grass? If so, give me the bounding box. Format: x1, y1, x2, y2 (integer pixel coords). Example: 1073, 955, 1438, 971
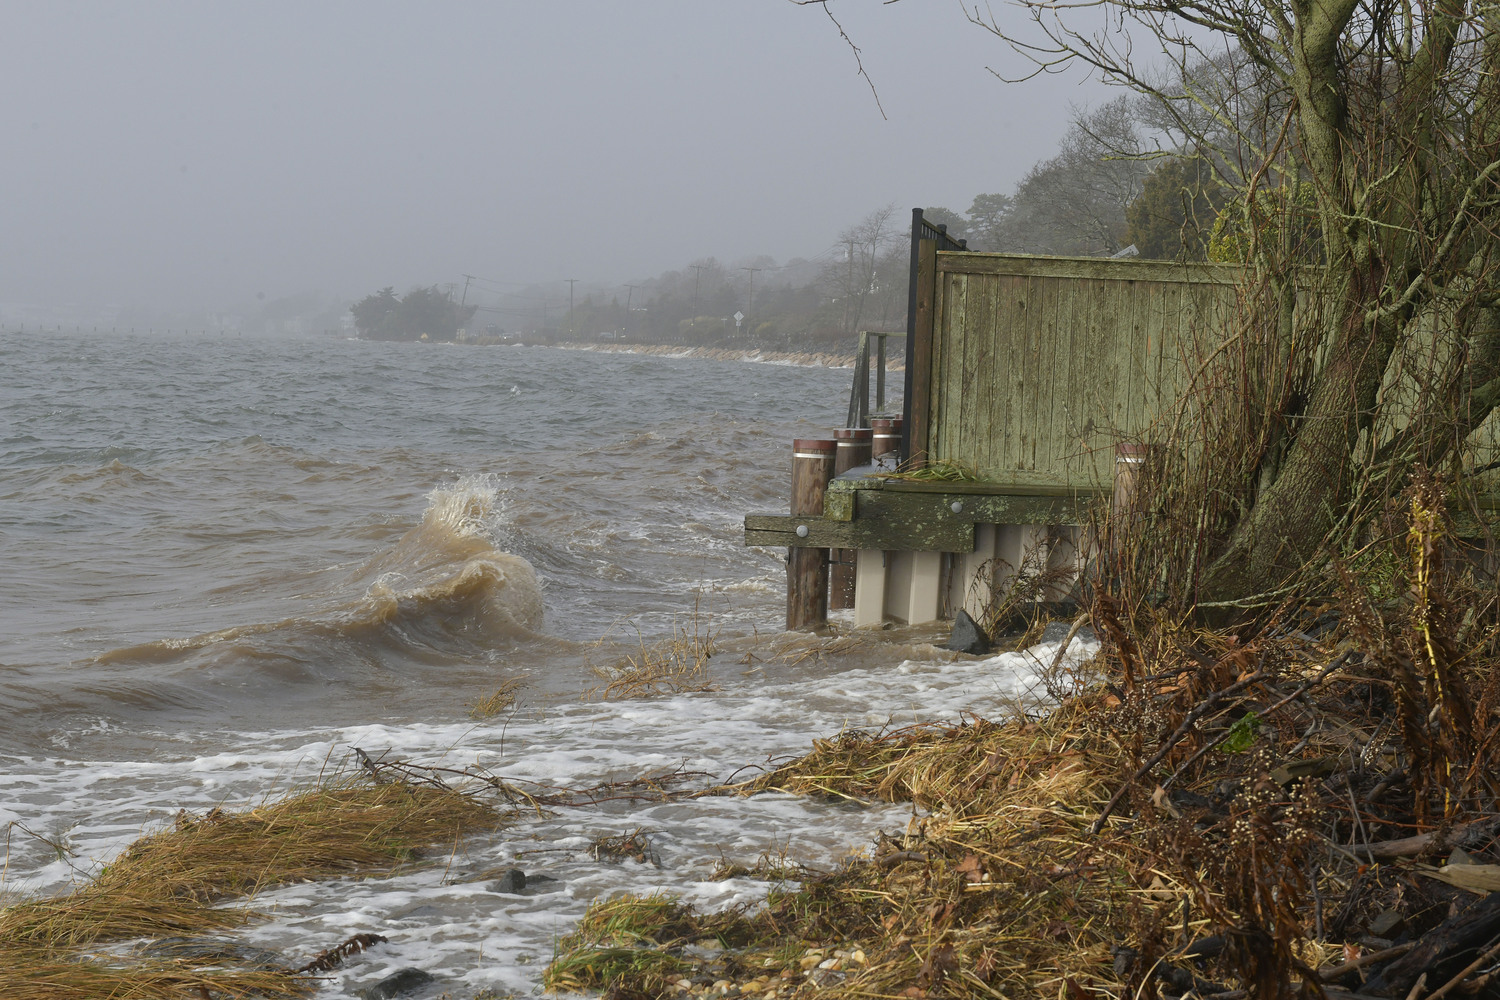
710, 839, 805, 883
0, 762, 505, 998
0, 949, 313, 1000
877, 458, 983, 483
544, 703, 1155, 1000
544, 893, 770, 995
469, 677, 522, 719
589, 612, 717, 700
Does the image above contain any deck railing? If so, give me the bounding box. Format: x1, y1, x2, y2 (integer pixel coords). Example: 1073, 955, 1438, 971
844, 330, 901, 429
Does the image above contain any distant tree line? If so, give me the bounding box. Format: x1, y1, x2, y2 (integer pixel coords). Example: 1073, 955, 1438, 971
350, 286, 477, 342
378, 101, 1230, 349
924, 97, 1230, 263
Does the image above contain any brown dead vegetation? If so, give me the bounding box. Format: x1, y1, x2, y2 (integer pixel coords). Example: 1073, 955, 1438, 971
0, 757, 505, 999
589, 612, 717, 700
544, 483, 1500, 1000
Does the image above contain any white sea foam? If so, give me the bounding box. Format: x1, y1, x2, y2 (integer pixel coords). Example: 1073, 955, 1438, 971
0, 637, 1097, 997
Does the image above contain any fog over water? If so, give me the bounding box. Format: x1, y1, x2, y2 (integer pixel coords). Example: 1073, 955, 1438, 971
0, 2, 1107, 322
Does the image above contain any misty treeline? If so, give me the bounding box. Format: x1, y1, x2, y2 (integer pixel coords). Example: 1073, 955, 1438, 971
350, 97, 1220, 348
349, 286, 477, 342
449, 98, 1225, 351
478, 208, 914, 350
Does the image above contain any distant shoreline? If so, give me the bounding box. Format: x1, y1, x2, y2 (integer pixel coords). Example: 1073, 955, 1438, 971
546, 341, 906, 372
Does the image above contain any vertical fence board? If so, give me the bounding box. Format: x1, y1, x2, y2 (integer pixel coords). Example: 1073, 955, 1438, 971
930, 253, 1245, 489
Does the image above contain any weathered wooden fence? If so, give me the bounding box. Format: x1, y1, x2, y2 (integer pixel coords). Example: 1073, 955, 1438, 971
906, 244, 1500, 501
908, 245, 1243, 489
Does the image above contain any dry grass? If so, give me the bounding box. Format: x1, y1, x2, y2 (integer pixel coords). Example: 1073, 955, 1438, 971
469, 677, 522, 719
0, 949, 312, 1000
544, 703, 1155, 1000
589, 615, 717, 700
0, 762, 505, 998
711, 840, 805, 883
590, 828, 662, 867
878, 458, 983, 483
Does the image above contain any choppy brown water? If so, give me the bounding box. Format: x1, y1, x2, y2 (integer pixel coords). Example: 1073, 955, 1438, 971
0, 332, 852, 752
0, 330, 1105, 998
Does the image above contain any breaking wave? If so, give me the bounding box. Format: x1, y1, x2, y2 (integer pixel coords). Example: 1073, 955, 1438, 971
97, 475, 544, 671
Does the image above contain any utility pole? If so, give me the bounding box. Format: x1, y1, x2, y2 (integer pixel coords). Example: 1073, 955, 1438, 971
845, 239, 856, 334
739, 266, 762, 339
460, 274, 474, 308
565, 278, 578, 338
689, 264, 708, 338
623, 283, 641, 340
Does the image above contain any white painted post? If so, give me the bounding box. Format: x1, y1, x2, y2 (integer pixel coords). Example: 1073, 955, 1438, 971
853, 550, 886, 627
884, 551, 915, 623
905, 551, 944, 623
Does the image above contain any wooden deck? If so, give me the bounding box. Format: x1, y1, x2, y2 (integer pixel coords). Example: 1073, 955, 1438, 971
745, 237, 1500, 629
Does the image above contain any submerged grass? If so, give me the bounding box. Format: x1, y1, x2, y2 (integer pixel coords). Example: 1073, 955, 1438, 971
469, 677, 522, 719
0, 763, 506, 998
544, 701, 1152, 999
589, 616, 717, 700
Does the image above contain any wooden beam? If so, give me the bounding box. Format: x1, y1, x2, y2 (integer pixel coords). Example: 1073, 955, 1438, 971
936, 251, 1243, 285
745, 513, 973, 552
852, 488, 1097, 526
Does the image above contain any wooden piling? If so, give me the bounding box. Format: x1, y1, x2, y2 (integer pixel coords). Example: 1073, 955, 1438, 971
871, 416, 902, 465
829, 427, 873, 609
1113, 444, 1148, 516
788, 438, 836, 630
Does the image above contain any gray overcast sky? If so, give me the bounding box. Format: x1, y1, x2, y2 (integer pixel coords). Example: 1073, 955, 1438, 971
1, 1, 1109, 316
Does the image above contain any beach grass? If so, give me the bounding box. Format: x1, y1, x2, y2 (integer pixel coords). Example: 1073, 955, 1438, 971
0, 762, 506, 997
542, 701, 1150, 999
469, 677, 523, 718
589, 614, 717, 700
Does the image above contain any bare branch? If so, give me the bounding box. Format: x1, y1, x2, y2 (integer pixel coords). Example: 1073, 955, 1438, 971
789, 0, 888, 120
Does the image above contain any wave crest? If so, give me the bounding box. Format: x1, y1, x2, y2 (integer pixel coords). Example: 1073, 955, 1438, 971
97, 474, 543, 671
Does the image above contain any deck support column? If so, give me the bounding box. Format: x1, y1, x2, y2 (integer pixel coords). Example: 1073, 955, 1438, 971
853, 550, 885, 626
884, 550, 943, 624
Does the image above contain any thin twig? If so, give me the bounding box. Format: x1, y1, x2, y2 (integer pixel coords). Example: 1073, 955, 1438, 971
1047, 612, 1094, 678
790, 0, 888, 119
1317, 941, 1417, 981
1423, 935, 1500, 1000
1089, 670, 1274, 835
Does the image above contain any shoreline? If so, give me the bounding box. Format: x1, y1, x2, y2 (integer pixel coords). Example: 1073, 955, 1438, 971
548, 341, 906, 371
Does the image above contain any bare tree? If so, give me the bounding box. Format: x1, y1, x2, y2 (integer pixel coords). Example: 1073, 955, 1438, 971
821, 204, 905, 335
970, 0, 1500, 605
1003, 97, 1153, 254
